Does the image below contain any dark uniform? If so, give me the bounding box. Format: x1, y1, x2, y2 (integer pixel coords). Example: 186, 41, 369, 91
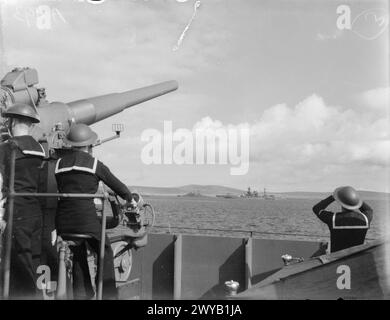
0, 135, 46, 298
55, 150, 132, 299
313, 195, 373, 252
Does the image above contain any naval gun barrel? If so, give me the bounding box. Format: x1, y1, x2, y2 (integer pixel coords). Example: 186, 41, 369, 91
68, 80, 178, 125
1, 68, 179, 140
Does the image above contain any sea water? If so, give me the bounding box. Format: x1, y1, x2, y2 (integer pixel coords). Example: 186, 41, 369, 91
126, 195, 389, 242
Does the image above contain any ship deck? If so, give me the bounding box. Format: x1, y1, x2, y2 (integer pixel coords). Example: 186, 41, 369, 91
108, 231, 323, 300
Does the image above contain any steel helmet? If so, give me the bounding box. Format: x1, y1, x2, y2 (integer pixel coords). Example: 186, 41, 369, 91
2, 103, 40, 123
64, 123, 98, 147
333, 186, 363, 210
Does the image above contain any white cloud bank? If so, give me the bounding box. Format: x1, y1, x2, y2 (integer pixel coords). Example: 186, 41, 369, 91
185, 88, 390, 191
250, 92, 390, 168
193, 89, 389, 171
360, 87, 390, 113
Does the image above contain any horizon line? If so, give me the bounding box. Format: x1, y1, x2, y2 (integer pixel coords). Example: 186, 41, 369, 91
127, 184, 390, 195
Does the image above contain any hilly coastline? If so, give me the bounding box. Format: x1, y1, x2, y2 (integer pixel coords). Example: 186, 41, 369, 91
129, 185, 390, 200
130, 184, 244, 196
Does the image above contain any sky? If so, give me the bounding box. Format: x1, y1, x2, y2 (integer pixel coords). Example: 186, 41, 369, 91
0, 0, 389, 192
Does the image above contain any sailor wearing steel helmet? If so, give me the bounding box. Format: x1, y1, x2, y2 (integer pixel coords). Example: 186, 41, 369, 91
54, 123, 135, 300
312, 186, 373, 253
0, 103, 46, 299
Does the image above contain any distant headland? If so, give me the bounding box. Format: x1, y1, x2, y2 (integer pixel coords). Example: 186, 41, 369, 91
128, 185, 390, 200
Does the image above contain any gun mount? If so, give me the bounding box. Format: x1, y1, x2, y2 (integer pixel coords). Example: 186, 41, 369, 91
0, 67, 175, 298
0, 67, 178, 148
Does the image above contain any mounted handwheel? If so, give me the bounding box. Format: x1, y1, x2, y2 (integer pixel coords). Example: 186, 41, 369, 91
112, 241, 132, 283
139, 203, 155, 233
120, 201, 155, 238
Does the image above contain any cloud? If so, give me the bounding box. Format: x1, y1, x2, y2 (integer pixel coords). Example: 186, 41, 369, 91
249, 92, 390, 169
1, 0, 229, 103
359, 87, 390, 113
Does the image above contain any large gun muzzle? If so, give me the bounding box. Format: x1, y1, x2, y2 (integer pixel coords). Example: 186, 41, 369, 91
67, 80, 178, 125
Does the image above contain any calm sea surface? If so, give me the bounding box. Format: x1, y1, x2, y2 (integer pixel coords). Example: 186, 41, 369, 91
137, 195, 389, 242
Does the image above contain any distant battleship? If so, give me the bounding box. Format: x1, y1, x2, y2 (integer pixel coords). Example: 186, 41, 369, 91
216, 187, 277, 199
240, 187, 276, 200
